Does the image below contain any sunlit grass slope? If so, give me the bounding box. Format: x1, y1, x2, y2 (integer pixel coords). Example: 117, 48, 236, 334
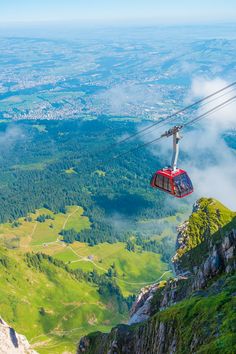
55, 242, 169, 296
0, 205, 171, 296
0, 246, 127, 354
175, 198, 236, 268
0, 204, 171, 353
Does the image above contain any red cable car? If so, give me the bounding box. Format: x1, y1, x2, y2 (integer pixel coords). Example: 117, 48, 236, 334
150, 126, 193, 198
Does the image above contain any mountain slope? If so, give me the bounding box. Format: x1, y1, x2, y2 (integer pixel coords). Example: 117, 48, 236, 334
78, 198, 236, 354
0, 204, 172, 353
0, 247, 130, 353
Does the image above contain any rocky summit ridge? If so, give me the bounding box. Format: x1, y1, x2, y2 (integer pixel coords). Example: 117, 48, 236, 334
77, 198, 236, 354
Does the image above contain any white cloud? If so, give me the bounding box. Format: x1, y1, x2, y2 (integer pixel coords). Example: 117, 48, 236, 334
0, 125, 25, 153
99, 83, 163, 117
187, 77, 236, 129
141, 77, 236, 210
104, 212, 135, 236
183, 78, 236, 210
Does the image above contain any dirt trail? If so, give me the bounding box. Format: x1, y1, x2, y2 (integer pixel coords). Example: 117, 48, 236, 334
62, 206, 80, 230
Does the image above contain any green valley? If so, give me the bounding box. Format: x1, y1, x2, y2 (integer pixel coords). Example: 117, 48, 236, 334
0, 205, 170, 294
0, 120, 193, 353
0, 203, 171, 352
0, 16, 236, 354
0, 246, 128, 353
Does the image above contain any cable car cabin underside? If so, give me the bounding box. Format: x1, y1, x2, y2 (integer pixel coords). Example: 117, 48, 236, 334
151, 168, 193, 198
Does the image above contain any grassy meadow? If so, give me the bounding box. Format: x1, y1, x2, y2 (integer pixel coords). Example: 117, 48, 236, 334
0, 204, 171, 353
0, 205, 170, 294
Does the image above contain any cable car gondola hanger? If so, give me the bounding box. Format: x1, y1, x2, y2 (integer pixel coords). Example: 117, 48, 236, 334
150, 125, 193, 198
149, 94, 236, 198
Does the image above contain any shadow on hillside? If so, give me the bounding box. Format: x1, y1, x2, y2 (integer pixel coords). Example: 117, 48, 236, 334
94, 193, 152, 217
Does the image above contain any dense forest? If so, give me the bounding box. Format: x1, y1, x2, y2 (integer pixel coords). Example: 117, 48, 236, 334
0, 119, 191, 245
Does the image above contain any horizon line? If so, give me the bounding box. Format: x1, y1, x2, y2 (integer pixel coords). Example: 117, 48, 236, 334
0, 18, 236, 27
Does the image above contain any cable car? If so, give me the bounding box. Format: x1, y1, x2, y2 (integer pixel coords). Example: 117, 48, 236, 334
150, 126, 193, 198
151, 168, 193, 198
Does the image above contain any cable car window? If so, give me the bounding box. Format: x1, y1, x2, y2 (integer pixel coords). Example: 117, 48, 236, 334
163, 177, 171, 192
168, 178, 172, 192
163, 177, 167, 190
155, 174, 164, 189
173, 173, 193, 197
155, 174, 172, 192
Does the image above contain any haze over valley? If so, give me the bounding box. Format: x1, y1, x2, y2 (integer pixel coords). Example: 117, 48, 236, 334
0, 19, 236, 354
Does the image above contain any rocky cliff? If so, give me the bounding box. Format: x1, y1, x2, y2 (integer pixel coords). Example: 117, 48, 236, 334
77, 198, 236, 354
0, 318, 37, 354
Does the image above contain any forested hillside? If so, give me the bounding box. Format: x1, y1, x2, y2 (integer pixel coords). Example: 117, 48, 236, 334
0, 119, 191, 245
0, 119, 184, 353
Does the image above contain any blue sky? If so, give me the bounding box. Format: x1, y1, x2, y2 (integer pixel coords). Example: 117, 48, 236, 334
1, 0, 236, 24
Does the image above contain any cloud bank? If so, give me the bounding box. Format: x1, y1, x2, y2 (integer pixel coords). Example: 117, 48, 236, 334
184, 77, 236, 210
0, 125, 25, 154
143, 77, 236, 210
99, 83, 163, 117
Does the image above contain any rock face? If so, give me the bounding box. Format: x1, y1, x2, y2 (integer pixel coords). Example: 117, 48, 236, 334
77, 198, 236, 354
0, 318, 37, 354
192, 228, 236, 289
128, 283, 159, 325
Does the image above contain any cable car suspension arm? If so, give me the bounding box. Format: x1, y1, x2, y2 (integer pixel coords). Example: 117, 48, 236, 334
161, 125, 183, 172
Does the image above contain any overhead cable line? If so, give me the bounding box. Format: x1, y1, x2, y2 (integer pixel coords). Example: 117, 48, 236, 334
182, 94, 236, 128
108, 81, 236, 147
88, 81, 236, 161
101, 94, 236, 164
135, 86, 236, 141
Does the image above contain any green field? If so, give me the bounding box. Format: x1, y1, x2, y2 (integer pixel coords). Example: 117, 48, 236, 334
0, 247, 127, 354
32, 124, 48, 133
94, 170, 106, 177
55, 242, 170, 295
0, 206, 90, 248
65, 167, 77, 174
0, 206, 170, 296
0, 205, 169, 294
0, 204, 171, 353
